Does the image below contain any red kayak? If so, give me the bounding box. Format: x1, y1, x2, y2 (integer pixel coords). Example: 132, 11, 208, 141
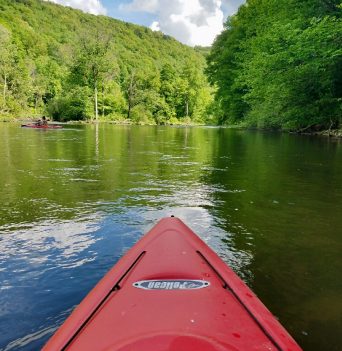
43, 217, 302, 351
21, 124, 62, 129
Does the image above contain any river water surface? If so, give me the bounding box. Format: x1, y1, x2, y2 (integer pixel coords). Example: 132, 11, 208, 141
0, 124, 341, 350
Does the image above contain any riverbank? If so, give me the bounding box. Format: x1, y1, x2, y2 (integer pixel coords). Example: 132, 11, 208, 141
231, 123, 342, 138
284, 129, 342, 138
2, 117, 341, 137
299, 129, 342, 138
0, 115, 202, 127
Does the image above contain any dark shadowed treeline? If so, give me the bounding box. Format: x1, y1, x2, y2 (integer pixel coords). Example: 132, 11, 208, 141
0, 0, 215, 124
206, 0, 342, 131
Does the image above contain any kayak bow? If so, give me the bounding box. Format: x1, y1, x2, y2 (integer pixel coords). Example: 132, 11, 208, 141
43, 217, 302, 351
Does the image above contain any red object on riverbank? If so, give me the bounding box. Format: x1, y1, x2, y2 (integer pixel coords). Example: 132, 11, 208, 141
43, 217, 302, 351
21, 124, 62, 129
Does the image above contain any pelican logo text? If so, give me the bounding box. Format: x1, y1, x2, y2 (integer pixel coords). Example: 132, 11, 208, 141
133, 280, 210, 290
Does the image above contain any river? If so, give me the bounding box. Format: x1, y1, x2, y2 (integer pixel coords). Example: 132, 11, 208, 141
0, 124, 341, 350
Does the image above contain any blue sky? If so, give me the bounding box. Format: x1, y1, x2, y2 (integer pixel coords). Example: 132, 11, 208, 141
103, 0, 156, 26
45, 1, 245, 46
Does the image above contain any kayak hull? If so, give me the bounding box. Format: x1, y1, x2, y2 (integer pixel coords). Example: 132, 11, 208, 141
43, 217, 302, 351
21, 124, 62, 129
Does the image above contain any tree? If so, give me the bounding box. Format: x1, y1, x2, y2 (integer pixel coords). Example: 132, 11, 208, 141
181, 61, 205, 118
71, 30, 114, 121
0, 26, 15, 112
124, 69, 139, 120
206, 0, 342, 130
122, 64, 160, 122
0, 24, 31, 115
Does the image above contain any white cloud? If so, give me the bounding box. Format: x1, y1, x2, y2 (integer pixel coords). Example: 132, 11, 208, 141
122, 0, 225, 46
44, 0, 107, 15
122, 0, 159, 13
150, 21, 160, 31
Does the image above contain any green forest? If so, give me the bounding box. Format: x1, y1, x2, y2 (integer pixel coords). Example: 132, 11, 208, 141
0, 0, 214, 124
207, 0, 342, 131
0, 0, 341, 131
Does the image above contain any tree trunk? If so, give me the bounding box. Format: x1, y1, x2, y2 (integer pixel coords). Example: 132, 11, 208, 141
94, 84, 98, 122
127, 100, 131, 119
185, 100, 189, 117
34, 93, 38, 114
127, 72, 135, 119
296, 124, 314, 134
328, 118, 334, 138
3, 73, 7, 107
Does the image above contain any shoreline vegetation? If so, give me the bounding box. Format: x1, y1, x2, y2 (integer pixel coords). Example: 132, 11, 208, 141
0, 0, 341, 135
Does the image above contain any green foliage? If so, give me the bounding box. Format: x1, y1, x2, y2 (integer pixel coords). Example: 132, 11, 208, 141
207, 0, 342, 131
0, 24, 32, 115
47, 86, 92, 121
130, 104, 154, 125
0, 0, 213, 124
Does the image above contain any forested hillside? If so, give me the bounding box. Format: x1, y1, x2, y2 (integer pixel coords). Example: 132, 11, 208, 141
0, 0, 214, 124
2, 0, 341, 130
207, 0, 342, 131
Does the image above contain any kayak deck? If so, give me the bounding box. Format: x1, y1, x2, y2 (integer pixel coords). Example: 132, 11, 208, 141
43, 217, 302, 351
